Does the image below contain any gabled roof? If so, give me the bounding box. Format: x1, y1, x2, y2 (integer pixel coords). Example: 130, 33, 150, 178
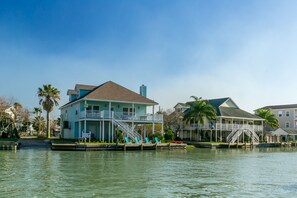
61, 81, 158, 108
260, 104, 297, 110
67, 89, 77, 95
219, 107, 261, 119
183, 97, 262, 120
174, 103, 188, 109
208, 97, 230, 116
267, 128, 297, 136
75, 84, 97, 90
269, 128, 288, 136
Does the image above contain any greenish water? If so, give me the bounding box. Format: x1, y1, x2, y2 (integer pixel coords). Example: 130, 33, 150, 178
1, 148, 297, 197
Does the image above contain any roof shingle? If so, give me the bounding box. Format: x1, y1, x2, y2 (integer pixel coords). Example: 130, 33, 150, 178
61, 81, 157, 108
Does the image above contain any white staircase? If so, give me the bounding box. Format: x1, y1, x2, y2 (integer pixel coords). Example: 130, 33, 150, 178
111, 112, 142, 141
226, 125, 259, 143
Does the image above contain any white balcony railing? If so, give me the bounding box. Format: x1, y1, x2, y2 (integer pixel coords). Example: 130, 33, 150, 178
80, 110, 163, 122
185, 123, 263, 132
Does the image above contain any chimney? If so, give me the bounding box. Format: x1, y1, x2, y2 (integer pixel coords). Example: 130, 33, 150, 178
140, 84, 147, 97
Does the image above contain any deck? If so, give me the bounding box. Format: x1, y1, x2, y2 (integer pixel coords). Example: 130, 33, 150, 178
51, 143, 187, 151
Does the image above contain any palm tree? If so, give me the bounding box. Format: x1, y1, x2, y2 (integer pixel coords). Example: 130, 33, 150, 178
32, 116, 46, 135
37, 84, 60, 138
183, 96, 216, 141
255, 108, 279, 130
33, 107, 42, 117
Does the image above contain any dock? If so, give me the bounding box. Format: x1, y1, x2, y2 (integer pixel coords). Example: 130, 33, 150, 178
186, 141, 287, 149
51, 143, 187, 151
0, 141, 19, 150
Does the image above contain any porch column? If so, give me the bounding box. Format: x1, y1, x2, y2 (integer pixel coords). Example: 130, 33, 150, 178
144, 124, 147, 137
152, 105, 155, 135
109, 122, 111, 142
220, 117, 222, 142
210, 129, 212, 142
231, 118, 234, 133
103, 119, 105, 141
132, 103, 135, 135
84, 101, 87, 136
109, 101, 111, 118
79, 121, 81, 138
215, 122, 218, 142
112, 112, 114, 142
261, 120, 264, 142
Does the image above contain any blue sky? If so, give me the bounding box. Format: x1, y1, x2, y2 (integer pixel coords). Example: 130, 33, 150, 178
1, 0, 297, 118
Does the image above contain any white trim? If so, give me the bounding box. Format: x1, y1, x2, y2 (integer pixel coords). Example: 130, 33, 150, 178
86, 98, 157, 105
60, 98, 157, 109
217, 116, 265, 121
221, 98, 239, 108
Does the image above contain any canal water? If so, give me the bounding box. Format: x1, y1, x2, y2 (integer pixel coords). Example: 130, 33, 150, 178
1, 147, 297, 197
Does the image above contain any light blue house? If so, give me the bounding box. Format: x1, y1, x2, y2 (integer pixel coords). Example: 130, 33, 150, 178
60, 81, 163, 142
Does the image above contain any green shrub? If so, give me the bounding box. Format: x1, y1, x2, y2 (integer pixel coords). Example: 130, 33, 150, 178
164, 128, 174, 141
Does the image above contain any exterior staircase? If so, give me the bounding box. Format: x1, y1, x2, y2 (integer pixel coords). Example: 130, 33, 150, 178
111, 113, 142, 142
226, 125, 259, 143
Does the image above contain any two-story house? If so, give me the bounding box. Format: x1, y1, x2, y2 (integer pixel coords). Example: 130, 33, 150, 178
260, 104, 297, 130
60, 81, 163, 142
175, 97, 264, 143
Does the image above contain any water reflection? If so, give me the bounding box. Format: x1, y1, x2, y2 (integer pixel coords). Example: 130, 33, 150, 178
1, 148, 297, 197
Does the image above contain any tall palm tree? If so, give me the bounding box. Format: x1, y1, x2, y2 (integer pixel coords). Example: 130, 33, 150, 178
183, 96, 216, 140
37, 84, 60, 138
255, 108, 279, 130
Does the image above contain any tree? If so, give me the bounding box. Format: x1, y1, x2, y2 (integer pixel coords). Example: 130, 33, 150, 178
164, 128, 175, 141
0, 112, 13, 137
183, 96, 216, 140
255, 108, 279, 130
32, 116, 46, 135
33, 107, 42, 117
161, 109, 183, 133
0, 97, 11, 111
37, 84, 60, 138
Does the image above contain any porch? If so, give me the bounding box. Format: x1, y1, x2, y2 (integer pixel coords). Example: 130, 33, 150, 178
179, 123, 263, 143
80, 110, 163, 123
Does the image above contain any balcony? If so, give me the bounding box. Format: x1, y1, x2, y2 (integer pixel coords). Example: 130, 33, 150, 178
80, 110, 163, 122
184, 123, 263, 132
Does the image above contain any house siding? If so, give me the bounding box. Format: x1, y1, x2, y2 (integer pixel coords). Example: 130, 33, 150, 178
271, 108, 296, 129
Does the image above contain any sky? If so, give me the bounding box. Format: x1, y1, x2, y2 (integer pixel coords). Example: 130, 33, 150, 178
1, 0, 297, 118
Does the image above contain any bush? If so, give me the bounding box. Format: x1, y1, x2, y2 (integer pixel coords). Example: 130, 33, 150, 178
114, 130, 124, 143
164, 128, 174, 141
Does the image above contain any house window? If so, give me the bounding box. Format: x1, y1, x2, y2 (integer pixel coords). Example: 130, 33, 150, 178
86, 106, 92, 111
123, 107, 135, 115
286, 122, 290, 128
286, 111, 289, 117
63, 121, 69, 129
278, 111, 283, 117
93, 106, 99, 112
